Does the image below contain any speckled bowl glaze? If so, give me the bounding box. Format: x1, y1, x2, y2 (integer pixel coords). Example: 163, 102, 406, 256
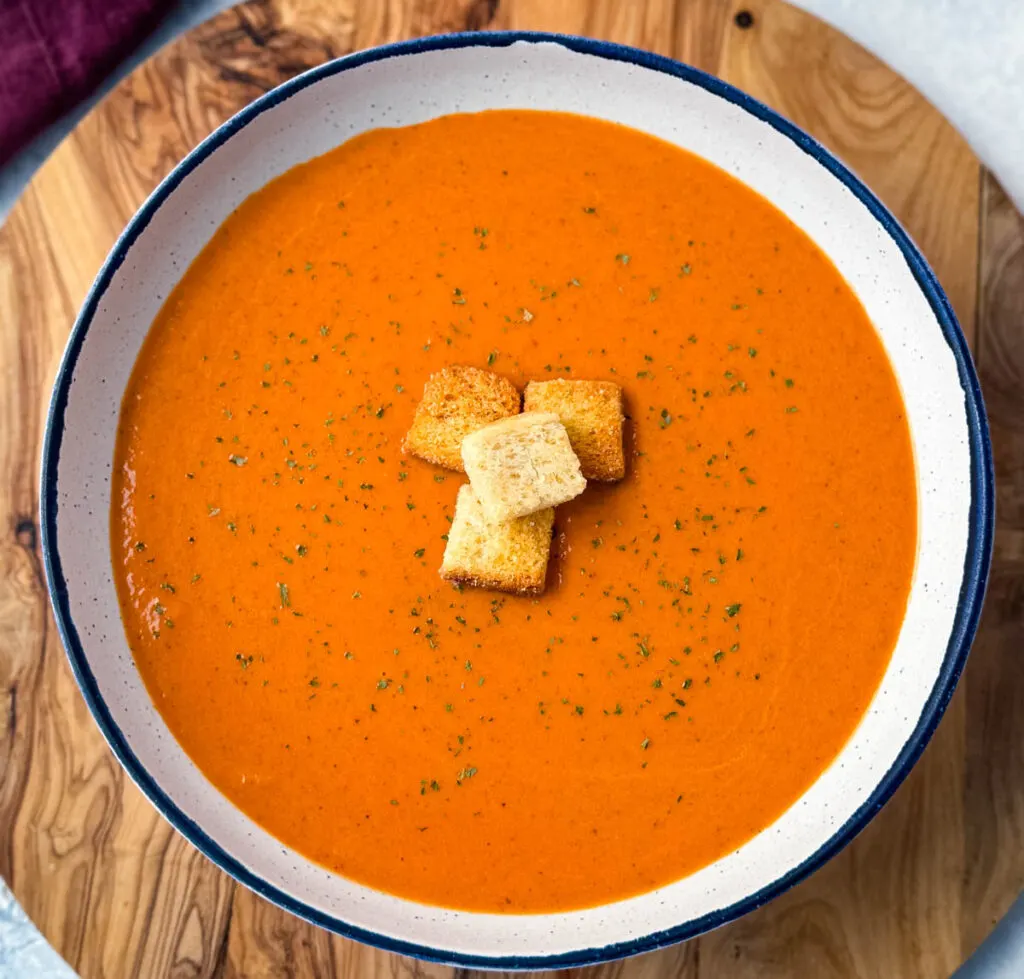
41, 33, 993, 968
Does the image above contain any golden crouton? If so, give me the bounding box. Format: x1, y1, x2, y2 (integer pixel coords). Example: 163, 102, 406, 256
441, 485, 554, 595
461, 412, 586, 521
404, 366, 520, 471
524, 379, 625, 481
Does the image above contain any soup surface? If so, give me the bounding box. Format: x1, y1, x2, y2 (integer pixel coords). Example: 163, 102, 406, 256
113, 110, 916, 913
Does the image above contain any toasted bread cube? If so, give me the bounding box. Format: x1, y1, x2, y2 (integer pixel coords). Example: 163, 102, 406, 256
441, 485, 554, 595
404, 366, 520, 471
461, 412, 586, 521
523, 379, 625, 481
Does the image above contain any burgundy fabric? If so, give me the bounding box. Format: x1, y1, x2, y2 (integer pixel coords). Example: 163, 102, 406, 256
0, 0, 171, 165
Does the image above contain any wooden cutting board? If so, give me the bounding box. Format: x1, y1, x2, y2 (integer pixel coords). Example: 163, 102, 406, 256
1, 1, 1022, 976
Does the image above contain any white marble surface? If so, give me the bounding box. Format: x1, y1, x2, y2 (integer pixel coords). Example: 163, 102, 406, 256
955, 895, 1024, 978
791, 0, 1024, 211
0, 880, 74, 978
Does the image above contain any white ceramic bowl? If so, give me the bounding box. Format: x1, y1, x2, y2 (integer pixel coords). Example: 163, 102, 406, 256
41, 33, 993, 968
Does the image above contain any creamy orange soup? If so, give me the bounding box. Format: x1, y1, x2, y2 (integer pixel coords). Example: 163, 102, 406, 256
113, 110, 916, 912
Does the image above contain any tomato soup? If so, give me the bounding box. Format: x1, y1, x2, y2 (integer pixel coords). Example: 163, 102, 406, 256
112, 110, 917, 912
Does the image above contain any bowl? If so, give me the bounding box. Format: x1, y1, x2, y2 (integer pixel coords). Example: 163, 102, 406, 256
40, 32, 993, 968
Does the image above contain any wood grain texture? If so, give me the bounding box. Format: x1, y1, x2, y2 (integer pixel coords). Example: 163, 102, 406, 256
0, 1, 1018, 976
961, 174, 1024, 953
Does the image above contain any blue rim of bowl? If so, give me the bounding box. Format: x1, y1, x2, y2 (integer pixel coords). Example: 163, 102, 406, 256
40, 29, 994, 970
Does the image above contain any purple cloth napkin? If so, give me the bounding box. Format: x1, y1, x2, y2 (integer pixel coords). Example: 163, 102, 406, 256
0, 0, 170, 165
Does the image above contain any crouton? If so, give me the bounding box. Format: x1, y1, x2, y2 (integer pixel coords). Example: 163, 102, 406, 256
404, 366, 520, 471
441, 485, 554, 595
523, 379, 625, 481
461, 411, 586, 521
